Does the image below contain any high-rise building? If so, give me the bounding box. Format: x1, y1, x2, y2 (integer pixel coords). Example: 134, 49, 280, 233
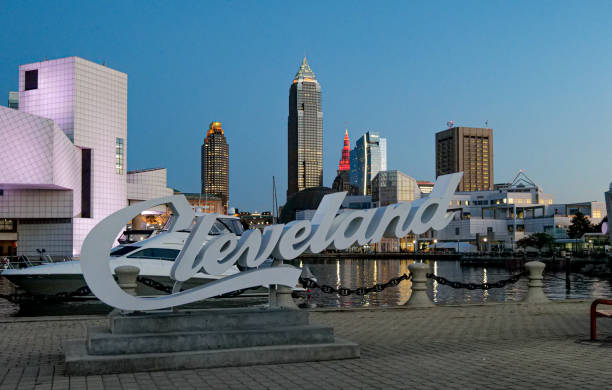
332, 130, 354, 193
287, 57, 323, 196
349, 131, 387, 195
7, 92, 18, 109
201, 121, 229, 213
338, 129, 350, 172
435, 126, 494, 192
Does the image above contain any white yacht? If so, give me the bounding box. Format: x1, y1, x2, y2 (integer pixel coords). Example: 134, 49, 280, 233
1, 215, 269, 298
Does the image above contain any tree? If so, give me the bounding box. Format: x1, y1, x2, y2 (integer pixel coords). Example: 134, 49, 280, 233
567, 211, 595, 239
516, 233, 554, 252
516, 235, 536, 249
531, 233, 555, 252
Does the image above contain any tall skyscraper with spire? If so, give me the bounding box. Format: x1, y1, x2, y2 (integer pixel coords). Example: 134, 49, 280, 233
287, 57, 323, 197
338, 130, 350, 171
332, 130, 354, 194
201, 121, 229, 213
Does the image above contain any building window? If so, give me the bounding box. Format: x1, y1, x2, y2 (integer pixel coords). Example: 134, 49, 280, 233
115, 138, 124, 174
0, 219, 16, 232
455, 227, 460, 236
25, 70, 38, 91
81, 149, 92, 218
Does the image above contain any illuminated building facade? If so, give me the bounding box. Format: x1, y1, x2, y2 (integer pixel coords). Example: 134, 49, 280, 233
435, 126, 494, 192
287, 57, 323, 196
338, 129, 350, 171
201, 121, 229, 213
350, 131, 387, 195
332, 130, 355, 193
176, 192, 224, 214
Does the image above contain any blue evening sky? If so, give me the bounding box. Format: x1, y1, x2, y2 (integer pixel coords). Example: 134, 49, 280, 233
1, 1, 611, 211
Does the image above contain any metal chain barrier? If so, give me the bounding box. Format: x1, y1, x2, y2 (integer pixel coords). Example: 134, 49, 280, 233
0, 285, 92, 304
426, 271, 526, 290
301, 270, 526, 296
299, 273, 411, 296
136, 276, 246, 298
136, 276, 174, 294
0, 271, 526, 304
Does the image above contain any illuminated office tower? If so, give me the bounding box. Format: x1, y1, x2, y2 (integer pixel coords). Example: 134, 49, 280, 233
287, 57, 323, 196
201, 121, 229, 213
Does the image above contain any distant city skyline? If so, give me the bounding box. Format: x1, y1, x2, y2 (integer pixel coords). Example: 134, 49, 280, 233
1, 2, 612, 210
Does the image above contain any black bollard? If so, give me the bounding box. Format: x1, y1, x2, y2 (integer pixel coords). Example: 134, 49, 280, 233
565, 256, 571, 291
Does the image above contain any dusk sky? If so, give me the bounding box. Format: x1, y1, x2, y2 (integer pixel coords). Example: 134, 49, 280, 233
2, 1, 611, 211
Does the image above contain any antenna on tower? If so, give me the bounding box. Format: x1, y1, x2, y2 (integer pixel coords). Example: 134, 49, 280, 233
485, 120, 488, 129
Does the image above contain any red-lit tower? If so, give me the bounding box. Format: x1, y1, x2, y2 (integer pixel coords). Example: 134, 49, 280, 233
338, 129, 350, 171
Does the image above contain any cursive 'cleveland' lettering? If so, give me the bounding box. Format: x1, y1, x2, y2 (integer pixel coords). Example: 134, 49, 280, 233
80, 173, 462, 310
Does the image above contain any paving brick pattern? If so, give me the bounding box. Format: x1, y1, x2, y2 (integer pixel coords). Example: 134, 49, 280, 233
1, 301, 612, 389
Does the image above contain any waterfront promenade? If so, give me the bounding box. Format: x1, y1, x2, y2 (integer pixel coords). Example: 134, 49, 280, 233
1, 301, 612, 389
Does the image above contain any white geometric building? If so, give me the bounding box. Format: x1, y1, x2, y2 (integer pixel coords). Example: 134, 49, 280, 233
433, 172, 606, 250
0, 57, 172, 258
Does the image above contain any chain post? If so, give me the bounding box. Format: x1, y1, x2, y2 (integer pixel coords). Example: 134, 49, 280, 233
524, 261, 550, 303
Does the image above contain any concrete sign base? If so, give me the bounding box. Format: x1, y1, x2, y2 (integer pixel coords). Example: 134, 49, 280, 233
64, 308, 359, 375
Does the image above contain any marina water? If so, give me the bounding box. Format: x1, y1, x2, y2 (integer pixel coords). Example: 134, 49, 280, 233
295, 259, 612, 307
2, 259, 612, 315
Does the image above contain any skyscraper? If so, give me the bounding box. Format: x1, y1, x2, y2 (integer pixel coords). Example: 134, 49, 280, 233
349, 132, 387, 195
338, 129, 350, 171
287, 57, 323, 197
435, 126, 494, 191
332, 130, 353, 193
201, 121, 229, 213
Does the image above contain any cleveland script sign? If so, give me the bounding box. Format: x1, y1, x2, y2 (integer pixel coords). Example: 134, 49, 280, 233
80, 173, 462, 310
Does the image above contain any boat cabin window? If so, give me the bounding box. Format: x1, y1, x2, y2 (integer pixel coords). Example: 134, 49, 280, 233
209, 218, 244, 236
177, 218, 245, 236
110, 245, 139, 257
126, 248, 180, 261
222, 219, 244, 236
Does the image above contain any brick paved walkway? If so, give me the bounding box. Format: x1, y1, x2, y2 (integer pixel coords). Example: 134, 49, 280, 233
1, 301, 612, 389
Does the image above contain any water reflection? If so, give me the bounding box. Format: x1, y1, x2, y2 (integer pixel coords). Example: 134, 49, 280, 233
298, 259, 612, 307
